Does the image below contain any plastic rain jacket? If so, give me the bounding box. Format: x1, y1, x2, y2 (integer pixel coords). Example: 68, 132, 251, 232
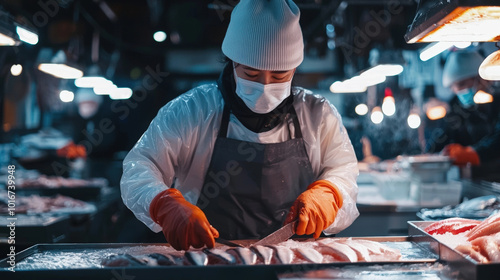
120, 84, 360, 235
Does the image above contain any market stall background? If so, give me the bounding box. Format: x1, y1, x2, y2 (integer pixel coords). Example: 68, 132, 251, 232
1, 0, 500, 278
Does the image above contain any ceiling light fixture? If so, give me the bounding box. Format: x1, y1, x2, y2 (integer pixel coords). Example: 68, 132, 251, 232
75, 76, 114, 88
419, 41, 471, 61
405, 0, 500, 43
38, 63, 83, 79
16, 26, 38, 45
371, 107, 384, 124
153, 31, 167, 43
473, 90, 494, 104
479, 47, 500, 81
407, 113, 421, 129
355, 104, 369, 116
10, 64, 22, 76
330, 79, 367, 93
426, 106, 447, 120
59, 90, 75, 102
0, 11, 20, 46
93, 84, 117, 95
37, 50, 84, 79
109, 87, 133, 100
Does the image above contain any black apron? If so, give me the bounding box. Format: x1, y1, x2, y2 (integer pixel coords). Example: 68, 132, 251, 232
196, 98, 315, 240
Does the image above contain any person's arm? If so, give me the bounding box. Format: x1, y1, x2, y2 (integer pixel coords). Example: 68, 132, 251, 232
285, 98, 359, 237
315, 101, 360, 235
120, 95, 199, 232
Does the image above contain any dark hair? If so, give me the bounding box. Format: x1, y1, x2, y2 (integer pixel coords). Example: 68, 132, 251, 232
220, 55, 233, 66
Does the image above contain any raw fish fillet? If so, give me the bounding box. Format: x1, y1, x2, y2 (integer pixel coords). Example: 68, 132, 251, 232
268, 245, 294, 264
294, 247, 324, 263
352, 239, 401, 261
466, 213, 500, 241
336, 238, 372, 261
203, 248, 236, 265
250, 245, 274, 265
184, 251, 208, 266
316, 240, 358, 262
470, 234, 500, 262
226, 247, 258, 265
424, 217, 480, 235
467, 221, 500, 241
455, 244, 489, 263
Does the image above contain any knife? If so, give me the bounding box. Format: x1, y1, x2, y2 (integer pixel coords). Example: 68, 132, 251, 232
253, 220, 297, 246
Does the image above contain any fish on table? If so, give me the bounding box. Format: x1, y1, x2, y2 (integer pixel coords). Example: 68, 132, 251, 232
100, 238, 403, 267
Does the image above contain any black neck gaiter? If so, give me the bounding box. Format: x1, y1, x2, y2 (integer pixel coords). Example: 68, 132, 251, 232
216, 62, 294, 133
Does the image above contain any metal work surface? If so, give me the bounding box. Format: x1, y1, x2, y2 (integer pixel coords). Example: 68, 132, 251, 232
408, 221, 500, 280
0, 237, 439, 280
279, 262, 461, 280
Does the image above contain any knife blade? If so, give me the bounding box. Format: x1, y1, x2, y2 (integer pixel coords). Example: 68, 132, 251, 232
253, 220, 297, 246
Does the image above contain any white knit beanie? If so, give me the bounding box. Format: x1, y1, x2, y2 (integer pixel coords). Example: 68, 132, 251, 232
222, 0, 304, 71
443, 51, 484, 88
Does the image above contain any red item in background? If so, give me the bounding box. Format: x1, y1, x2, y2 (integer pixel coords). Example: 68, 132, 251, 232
424, 217, 481, 235
442, 143, 480, 166
56, 141, 87, 159
284, 180, 343, 239
149, 188, 219, 251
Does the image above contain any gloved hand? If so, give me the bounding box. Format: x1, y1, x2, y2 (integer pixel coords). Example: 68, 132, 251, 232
442, 143, 480, 166
149, 188, 219, 251
284, 180, 343, 239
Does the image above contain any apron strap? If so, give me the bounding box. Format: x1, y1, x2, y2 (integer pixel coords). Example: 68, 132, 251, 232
288, 105, 303, 139
218, 94, 304, 140
218, 105, 231, 138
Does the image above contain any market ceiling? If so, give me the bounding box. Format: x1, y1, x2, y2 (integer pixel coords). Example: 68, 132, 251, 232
1, 0, 419, 79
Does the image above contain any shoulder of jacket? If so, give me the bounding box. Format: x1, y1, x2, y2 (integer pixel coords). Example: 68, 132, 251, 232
292, 86, 335, 112
160, 83, 223, 115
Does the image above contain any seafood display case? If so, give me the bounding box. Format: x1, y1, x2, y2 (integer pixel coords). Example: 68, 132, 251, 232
0, 236, 441, 280
408, 221, 500, 280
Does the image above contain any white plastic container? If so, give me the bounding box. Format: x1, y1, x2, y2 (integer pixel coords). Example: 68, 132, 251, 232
372, 172, 412, 201
418, 180, 462, 207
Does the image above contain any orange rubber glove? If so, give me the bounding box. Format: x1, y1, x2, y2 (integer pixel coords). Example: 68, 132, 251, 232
284, 180, 343, 239
149, 188, 219, 251
442, 143, 480, 166
56, 141, 87, 159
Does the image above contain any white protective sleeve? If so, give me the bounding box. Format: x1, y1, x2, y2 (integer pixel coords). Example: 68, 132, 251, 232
120, 84, 359, 234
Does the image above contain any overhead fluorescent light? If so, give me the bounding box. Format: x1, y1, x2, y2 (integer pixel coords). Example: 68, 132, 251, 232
329, 78, 367, 93
355, 104, 368, 116
0, 13, 20, 46
407, 113, 421, 129
382, 96, 396, 117
38, 63, 84, 79
360, 74, 386, 87
93, 84, 117, 95
405, 0, 500, 43
363, 64, 404, 77
419, 41, 472, 61
10, 64, 22, 76
59, 90, 74, 103
153, 31, 167, 43
0, 32, 17, 46
110, 87, 133, 100
16, 26, 38, 45
426, 106, 447, 120
474, 90, 494, 104
479, 49, 500, 80
370, 107, 384, 124
75, 76, 114, 88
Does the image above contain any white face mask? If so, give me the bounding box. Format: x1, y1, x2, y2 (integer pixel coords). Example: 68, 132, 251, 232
234, 68, 292, 114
